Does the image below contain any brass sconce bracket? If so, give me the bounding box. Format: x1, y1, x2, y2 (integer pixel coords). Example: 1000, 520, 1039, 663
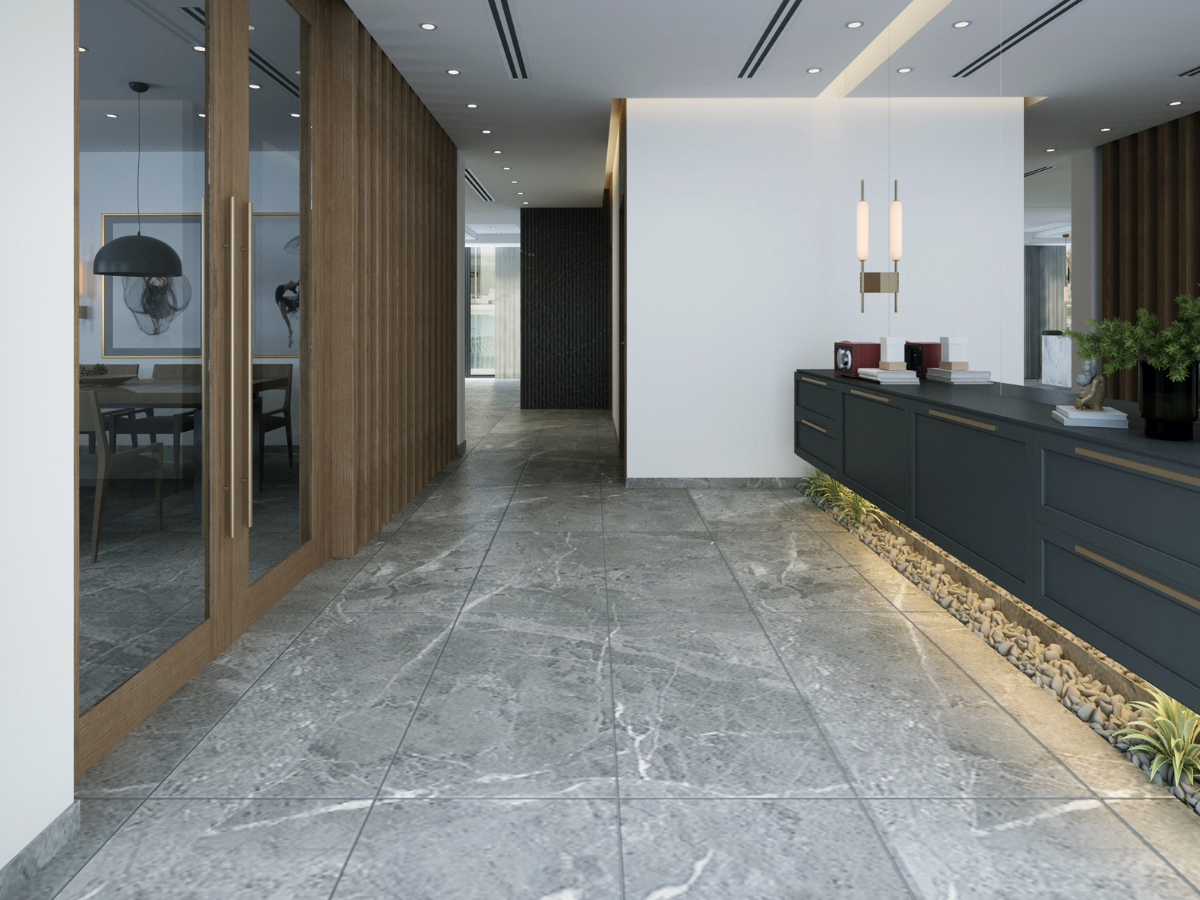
859, 263, 900, 313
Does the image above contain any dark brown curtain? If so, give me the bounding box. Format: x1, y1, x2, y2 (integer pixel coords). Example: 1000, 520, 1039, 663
1101, 111, 1200, 398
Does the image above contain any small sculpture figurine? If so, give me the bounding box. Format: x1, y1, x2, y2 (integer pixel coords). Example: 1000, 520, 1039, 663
1074, 373, 1106, 411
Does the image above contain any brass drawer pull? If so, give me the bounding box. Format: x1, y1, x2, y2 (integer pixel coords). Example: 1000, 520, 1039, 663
928, 409, 996, 432
1075, 447, 1200, 489
801, 376, 828, 387
801, 418, 827, 435
1076, 545, 1200, 613
850, 388, 888, 403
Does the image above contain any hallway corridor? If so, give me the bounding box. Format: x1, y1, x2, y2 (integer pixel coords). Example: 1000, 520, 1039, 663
20, 380, 1200, 899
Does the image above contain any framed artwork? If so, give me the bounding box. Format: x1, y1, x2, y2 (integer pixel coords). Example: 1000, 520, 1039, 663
252, 213, 301, 358
102, 213, 203, 358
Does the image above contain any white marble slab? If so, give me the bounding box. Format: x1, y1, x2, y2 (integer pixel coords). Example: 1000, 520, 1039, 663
1041, 333, 1073, 387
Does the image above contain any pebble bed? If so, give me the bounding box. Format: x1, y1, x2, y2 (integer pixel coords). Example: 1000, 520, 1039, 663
812, 497, 1200, 814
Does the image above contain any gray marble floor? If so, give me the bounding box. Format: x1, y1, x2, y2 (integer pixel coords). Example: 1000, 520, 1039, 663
27, 377, 1200, 899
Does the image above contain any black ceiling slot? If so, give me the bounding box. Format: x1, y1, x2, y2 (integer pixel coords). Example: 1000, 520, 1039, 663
739, 0, 805, 79
181, 7, 300, 97
1024, 166, 1055, 177
464, 169, 494, 202
487, 0, 528, 79
953, 0, 1087, 78
1178, 64, 1200, 77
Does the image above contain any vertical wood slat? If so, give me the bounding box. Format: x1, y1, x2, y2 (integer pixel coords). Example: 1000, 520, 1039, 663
1100, 111, 1200, 400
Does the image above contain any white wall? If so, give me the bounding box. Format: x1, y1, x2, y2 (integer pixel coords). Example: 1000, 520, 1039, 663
1070, 148, 1102, 384
457, 150, 466, 447
0, 0, 78, 870
626, 97, 1024, 480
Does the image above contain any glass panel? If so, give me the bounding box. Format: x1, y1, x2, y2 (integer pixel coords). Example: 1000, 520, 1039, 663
248, 0, 304, 582
468, 246, 497, 375
77, 0, 208, 712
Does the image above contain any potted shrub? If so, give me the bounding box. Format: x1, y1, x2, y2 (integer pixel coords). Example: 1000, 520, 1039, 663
1066, 294, 1200, 441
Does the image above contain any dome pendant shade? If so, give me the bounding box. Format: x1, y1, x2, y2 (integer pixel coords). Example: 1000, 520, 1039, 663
93, 234, 182, 278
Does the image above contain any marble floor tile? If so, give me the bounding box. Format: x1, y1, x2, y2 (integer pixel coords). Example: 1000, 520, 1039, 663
401, 485, 514, 531
1106, 799, 1200, 892
332, 799, 622, 899
772, 489, 849, 532
499, 485, 604, 532
867, 798, 1199, 900
619, 799, 911, 899
334, 530, 493, 613
604, 532, 749, 612
609, 615, 851, 799
55, 799, 368, 900
11, 799, 141, 900
155, 613, 454, 799
689, 489, 809, 531
600, 487, 708, 532
382, 613, 615, 799
763, 611, 1092, 799
519, 453, 620, 486
438, 450, 531, 486
464, 531, 608, 614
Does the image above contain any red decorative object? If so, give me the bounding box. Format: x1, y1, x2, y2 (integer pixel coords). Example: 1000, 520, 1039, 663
834, 342, 881, 378
904, 341, 942, 378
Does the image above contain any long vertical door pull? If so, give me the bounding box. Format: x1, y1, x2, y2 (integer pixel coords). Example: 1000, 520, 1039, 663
229, 196, 236, 538
246, 202, 254, 528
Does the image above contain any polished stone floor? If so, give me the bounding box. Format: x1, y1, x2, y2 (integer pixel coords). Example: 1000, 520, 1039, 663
26, 377, 1200, 898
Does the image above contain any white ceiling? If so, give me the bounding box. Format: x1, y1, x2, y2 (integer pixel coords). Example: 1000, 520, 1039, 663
346, 0, 1200, 233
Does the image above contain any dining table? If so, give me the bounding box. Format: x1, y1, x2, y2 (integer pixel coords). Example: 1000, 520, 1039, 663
85, 374, 290, 518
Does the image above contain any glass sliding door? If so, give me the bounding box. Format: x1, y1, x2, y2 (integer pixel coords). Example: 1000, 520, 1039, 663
77, 0, 211, 714
246, 0, 308, 584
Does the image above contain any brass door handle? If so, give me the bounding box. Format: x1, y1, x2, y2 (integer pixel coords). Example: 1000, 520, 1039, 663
801, 376, 827, 387
928, 408, 996, 432
1076, 545, 1200, 613
1075, 447, 1200, 488
801, 419, 827, 434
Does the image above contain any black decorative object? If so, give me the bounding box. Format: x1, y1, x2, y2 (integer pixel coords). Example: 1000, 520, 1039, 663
122, 275, 192, 336
93, 82, 183, 279
1139, 360, 1198, 441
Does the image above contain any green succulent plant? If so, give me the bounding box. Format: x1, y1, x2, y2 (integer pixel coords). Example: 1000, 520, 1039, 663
836, 490, 882, 527
1064, 294, 1200, 383
798, 470, 837, 505
1113, 688, 1200, 787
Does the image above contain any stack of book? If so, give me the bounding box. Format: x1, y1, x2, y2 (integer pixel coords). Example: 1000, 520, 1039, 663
857, 367, 920, 384
1051, 405, 1129, 429
926, 368, 993, 385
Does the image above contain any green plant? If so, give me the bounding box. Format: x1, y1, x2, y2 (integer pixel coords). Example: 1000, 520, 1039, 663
836, 490, 882, 527
799, 470, 837, 506
1065, 294, 1200, 382
1113, 689, 1200, 787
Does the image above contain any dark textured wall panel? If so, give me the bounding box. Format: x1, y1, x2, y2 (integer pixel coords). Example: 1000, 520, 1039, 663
520, 208, 611, 409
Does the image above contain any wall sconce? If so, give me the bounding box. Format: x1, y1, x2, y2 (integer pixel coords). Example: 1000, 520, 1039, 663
857, 180, 902, 313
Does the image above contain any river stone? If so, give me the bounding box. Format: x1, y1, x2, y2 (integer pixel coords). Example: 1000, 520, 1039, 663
1077, 702, 1096, 722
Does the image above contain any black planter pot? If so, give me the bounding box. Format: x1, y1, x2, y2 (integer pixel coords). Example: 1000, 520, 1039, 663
1138, 360, 1199, 441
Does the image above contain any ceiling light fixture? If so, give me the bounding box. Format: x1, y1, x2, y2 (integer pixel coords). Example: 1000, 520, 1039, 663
193, 45, 205, 51
1100, 127, 1111, 132
295, 70, 301, 75
198, 113, 206, 118
953, 20, 971, 28
482, 130, 491, 134
897, 67, 912, 73
1169, 100, 1183, 106
855, 179, 902, 314
517, 192, 523, 195
523, 201, 529, 205
290, 112, 300, 118
420, 22, 436, 30
511, 181, 518, 184
106, 113, 118, 118
93, 82, 183, 279
503, 167, 511, 170
807, 68, 821, 74
249, 84, 261, 89
1047, 148, 1056, 152
248, 24, 255, 30
447, 69, 460, 75
846, 21, 863, 29
493, 150, 502, 154
466, 103, 478, 108
79, 46, 87, 52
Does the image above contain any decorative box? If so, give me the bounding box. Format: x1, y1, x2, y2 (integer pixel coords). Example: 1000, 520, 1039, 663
904, 341, 942, 378
834, 342, 881, 378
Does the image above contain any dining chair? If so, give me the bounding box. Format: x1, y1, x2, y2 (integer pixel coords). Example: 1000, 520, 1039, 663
111, 363, 200, 478
80, 390, 163, 564
254, 363, 294, 468
82, 364, 140, 454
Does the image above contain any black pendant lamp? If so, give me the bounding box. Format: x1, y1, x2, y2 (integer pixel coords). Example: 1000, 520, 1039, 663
93, 82, 183, 278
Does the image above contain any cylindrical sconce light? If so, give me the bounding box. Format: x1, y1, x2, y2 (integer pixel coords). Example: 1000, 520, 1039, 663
856, 181, 869, 262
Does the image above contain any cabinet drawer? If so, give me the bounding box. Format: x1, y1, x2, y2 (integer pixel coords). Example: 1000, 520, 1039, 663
796, 374, 839, 421
1042, 538, 1200, 710
843, 391, 909, 511
796, 413, 839, 470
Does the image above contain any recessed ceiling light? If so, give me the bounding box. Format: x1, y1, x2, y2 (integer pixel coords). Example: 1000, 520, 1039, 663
511, 181, 518, 184
846, 21, 863, 29
198, 113, 206, 118
1100, 127, 1111, 132
421, 22, 436, 30
953, 20, 971, 28
517, 192, 523, 195
807, 68, 821, 74
466, 103, 478, 108
482, 130, 491, 134
1169, 100, 1183, 106
290, 112, 300, 118
249, 84, 261, 89
295, 70, 301, 75
193, 45, 205, 51
1046, 148, 1056, 152
493, 150, 502, 154
503, 167, 511, 170
491, 227, 497, 231
78, 46, 87, 52
897, 67, 912, 73
248, 24, 255, 30
522, 201, 529, 205
447, 69, 460, 75
106, 113, 118, 118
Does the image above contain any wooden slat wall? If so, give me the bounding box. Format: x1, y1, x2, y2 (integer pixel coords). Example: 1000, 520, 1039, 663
313, 0, 458, 556
1101, 111, 1200, 399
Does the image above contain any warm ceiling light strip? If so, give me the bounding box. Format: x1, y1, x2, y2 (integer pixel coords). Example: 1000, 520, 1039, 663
738, 0, 805, 79
953, 0, 1087, 78
819, 0, 955, 99
486, 0, 528, 79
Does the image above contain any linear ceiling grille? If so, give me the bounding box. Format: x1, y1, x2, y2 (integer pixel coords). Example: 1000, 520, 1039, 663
1179, 64, 1200, 77
1024, 166, 1055, 177
953, 0, 1087, 78
739, 0, 805, 78
181, 8, 301, 96
465, 169, 494, 202
487, 0, 528, 79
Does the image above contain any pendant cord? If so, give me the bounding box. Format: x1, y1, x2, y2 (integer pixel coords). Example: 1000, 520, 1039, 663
136, 89, 142, 234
